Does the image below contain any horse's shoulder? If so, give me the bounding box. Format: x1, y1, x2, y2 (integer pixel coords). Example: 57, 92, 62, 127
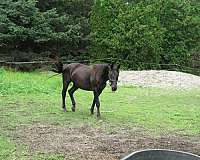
91, 64, 109, 81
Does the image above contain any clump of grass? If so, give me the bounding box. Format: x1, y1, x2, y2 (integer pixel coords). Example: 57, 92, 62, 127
0, 135, 64, 160
0, 136, 15, 159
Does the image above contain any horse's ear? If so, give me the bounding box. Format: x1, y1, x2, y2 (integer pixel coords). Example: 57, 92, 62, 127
108, 63, 114, 69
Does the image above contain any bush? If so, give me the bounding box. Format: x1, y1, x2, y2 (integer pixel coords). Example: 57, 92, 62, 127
90, 0, 200, 70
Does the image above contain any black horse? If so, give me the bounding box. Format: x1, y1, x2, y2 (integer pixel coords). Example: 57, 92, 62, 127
52, 59, 120, 117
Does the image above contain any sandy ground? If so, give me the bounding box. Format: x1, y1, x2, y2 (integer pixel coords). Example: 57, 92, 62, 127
119, 70, 200, 89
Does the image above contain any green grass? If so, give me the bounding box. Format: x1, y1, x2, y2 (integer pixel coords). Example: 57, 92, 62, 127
0, 68, 200, 158
0, 136, 16, 160
0, 135, 64, 160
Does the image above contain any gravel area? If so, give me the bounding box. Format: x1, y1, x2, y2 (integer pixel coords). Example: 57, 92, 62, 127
119, 70, 200, 89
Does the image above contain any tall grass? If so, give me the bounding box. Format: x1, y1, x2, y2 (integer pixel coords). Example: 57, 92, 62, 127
0, 68, 61, 95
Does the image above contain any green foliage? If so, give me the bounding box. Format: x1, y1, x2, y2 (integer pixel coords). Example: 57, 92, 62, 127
90, 0, 200, 69
0, 0, 93, 60
0, 0, 54, 43
0, 0, 199, 72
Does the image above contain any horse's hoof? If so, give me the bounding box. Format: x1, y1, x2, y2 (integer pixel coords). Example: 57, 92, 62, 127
71, 107, 75, 112
97, 116, 101, 120
90, 111, 94, 115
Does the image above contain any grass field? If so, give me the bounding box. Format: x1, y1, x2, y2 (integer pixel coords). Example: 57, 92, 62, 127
0, 68, 200, 159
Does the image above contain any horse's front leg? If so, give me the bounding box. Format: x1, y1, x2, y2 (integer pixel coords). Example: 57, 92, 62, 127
90, 98, 95, 115
96, 96, 101, 118
93, 89, 102, 118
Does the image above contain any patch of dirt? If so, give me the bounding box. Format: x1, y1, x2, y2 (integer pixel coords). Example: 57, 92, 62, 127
119, 70, 200, 89
13, 123, 200, 160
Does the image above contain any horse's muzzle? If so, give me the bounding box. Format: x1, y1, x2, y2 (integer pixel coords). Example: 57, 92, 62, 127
112, 87, 117, 91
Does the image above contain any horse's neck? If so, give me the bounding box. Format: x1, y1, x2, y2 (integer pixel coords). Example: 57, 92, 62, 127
101, 65, 109, 83
93, 64, 109, 83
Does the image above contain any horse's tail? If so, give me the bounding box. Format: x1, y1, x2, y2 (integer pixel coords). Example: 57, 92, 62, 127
49, 54, 63, 73
53, 61, 63, 73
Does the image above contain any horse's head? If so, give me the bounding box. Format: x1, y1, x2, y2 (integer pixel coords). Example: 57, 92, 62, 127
108, 63, 120, 91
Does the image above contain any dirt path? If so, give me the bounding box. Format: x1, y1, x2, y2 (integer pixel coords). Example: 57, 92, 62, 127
13, 124, 200, 160
119, 70, 200, 89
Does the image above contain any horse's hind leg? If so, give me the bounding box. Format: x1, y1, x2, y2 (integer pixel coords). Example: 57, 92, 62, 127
62, 81, 69, 112
68, 84, 78, 112
62, 72, 70, 112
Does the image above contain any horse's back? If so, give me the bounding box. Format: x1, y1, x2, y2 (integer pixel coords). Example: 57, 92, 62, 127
68, 63, 91, 74
63, 63, 108, 91
66, 63, 92, 90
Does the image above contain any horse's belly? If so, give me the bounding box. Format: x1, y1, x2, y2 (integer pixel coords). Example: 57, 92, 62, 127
71, 74, 93, 91
77, 82, 93, 91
